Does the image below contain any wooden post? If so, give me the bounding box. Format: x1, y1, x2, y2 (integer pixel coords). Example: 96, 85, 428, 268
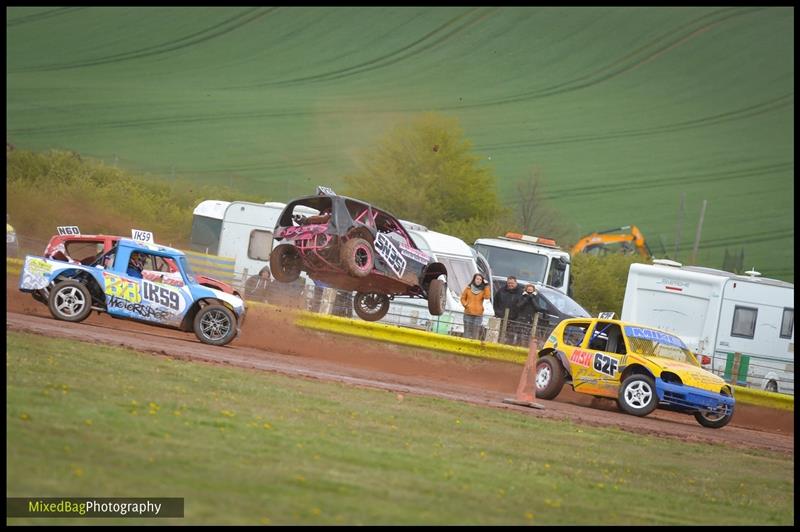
500, 308, 510, 343
730, 352, 741, 385
485, 317, 501, 343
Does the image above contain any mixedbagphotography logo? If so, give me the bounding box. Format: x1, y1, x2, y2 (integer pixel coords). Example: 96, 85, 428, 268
7, 498, 184, 518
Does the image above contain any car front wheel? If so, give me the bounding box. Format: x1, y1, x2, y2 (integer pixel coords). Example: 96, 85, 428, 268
618, 374, 658, 416
193, 303, 237, 346
694, 389, 734, 429
48, 280, 93, 322
427, 278, 446, 316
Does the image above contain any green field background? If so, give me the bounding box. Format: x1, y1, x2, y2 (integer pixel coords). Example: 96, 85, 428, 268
6, 7, 794, 280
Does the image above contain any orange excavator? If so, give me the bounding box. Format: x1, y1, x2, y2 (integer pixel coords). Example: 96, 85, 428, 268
571, 225, 652, 260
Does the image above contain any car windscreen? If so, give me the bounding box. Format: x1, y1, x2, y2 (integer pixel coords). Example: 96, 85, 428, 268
623, 326, 699, 366
538, 287, 590, 317
473, 244, 547, 284
436, 254, 477, 300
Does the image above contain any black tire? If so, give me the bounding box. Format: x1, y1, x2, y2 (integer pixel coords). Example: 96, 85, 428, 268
193, 303, 237, 346
270, 244, 302, 283
618, 373, 658, 416
535, 355, 565, 400
427, 278, 446, 316
765, 380, 778, 393
694, 389, 734, 429
353, 292, 390, 321
48, 280, 93, 322
340, 238, 374, 278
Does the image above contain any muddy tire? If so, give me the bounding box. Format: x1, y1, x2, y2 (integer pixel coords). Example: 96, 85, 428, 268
427, 278, 446, 316
48, 280, 93, 322
535, 355, 565, 400
694, 389, 734, 429
270, 244, 302, 283
340, 238, 374, 278
353, 292, 390, 321
618, 374, 658, 416
193, 303, 237, 346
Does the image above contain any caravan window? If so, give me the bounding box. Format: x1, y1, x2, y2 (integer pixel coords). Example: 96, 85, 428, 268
780, 308, 794, 339
248, 230, 273, 261
731, 306, 758, 339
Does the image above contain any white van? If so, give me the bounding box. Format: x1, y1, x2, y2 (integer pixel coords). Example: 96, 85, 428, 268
473, 233, 571, 295
378, 222, 494, 335
621, 260, 795, 394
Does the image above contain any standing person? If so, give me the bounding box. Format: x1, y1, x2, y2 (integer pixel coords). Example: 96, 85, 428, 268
494, 276, 523, 344
515, 283, 546, 347
460, 273, 490, 340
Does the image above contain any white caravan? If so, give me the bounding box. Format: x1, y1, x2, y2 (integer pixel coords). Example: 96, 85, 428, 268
382, 221, 494, 335
621, 260, 795, 395
473, 233, 571, 295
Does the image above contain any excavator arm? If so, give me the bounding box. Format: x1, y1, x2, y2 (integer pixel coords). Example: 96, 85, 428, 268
571, 225, 651, 260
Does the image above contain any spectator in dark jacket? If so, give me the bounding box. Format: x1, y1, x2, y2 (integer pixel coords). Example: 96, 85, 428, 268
515, 283, 546, 346
494, 276, 523, 345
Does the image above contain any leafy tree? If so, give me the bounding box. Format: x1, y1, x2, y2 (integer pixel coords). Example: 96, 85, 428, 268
342, 113, 506, 239
570, 253, 648, 317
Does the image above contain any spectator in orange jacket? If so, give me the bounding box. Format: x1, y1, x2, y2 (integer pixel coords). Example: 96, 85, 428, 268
460, 273, 490, 340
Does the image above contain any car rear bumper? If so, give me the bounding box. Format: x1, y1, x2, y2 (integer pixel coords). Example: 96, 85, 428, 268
655, 378, 735, 415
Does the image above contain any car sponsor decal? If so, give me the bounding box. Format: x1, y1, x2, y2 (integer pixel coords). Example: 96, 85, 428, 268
108, 295, 172, 321
142, 280, 186, 312
375, 232, 406, 278
103, 272, 142, 304
569, 349, 593, 368
624, 326, 686, 349
20, 257, 54, 290
593, 352, 619, 377
399, 243, 430, 264
548, 334, 557, 344
56, 226, 80, 236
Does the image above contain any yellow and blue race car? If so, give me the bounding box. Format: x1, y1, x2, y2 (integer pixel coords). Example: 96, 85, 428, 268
535, 317, 735, 428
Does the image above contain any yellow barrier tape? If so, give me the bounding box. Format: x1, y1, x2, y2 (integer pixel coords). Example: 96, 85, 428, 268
732, 386, 794, 411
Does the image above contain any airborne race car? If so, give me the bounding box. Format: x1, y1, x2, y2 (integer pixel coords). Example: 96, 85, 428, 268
269, 193, 447, 321
535, 317, 735, 428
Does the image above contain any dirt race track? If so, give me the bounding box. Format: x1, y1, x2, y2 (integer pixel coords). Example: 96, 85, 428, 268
6, 278, 794, 455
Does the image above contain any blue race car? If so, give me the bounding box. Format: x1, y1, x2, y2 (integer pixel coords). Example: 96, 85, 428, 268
19, 237, 246, 346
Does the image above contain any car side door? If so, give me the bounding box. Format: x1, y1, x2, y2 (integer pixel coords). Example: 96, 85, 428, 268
573, 321, 628, 398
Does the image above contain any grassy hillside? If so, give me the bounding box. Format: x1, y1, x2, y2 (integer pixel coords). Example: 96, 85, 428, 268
6, 7, 793, 280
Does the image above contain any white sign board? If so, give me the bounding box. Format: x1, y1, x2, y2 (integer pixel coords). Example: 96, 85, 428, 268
56, 226, 81, 236
598, 312, 616, 319
131, 229, 154, 243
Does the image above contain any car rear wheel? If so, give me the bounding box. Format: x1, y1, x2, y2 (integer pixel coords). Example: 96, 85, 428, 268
694, 389, 734, 429
341, 238, 374, 278
353, 292, 390, 321
48, 280, 93, 322
427, 278, 446, 316
618, 374, 658, 416
193, 303, 237, 346
270, 244, 302, 283
535, 355, 565, 400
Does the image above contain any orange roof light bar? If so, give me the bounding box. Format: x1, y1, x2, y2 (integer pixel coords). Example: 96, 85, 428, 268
504, 232, 558, 247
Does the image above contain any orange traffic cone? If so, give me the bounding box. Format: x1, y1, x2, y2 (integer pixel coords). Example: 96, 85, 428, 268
503, 319, 545, 409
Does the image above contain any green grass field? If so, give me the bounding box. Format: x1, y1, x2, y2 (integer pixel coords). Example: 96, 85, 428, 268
5, 7, 793, 280
6, 331, 794, 525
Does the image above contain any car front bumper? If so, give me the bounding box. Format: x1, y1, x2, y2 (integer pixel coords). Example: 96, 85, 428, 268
655, 378, 735, 415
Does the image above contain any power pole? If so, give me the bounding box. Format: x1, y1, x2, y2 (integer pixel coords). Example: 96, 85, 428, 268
674, 192, 685, 260
689, 199, 708, 266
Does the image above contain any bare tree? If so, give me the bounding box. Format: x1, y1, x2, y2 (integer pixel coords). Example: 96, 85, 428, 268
514, 167, 569, 241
